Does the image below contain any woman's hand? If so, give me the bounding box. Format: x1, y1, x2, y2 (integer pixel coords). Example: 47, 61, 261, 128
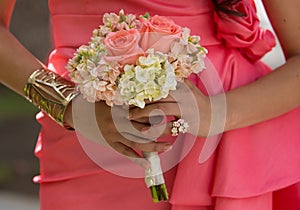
64, 95, 172, 167
128, 79, 224, 138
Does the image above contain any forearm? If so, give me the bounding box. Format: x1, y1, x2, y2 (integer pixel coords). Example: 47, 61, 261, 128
0, 25, 44, 96
0, 24, 77, 128
225, 55, 300, 131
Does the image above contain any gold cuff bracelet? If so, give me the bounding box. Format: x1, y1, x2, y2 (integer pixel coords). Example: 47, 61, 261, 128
24, 68, 78, 129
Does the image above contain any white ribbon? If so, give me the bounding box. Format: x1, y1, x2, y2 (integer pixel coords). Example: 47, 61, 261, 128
143, 152, 165, 187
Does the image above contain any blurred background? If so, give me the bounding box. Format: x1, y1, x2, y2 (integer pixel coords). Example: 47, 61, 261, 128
0, 0, 50, 208
0, 0, 284, 209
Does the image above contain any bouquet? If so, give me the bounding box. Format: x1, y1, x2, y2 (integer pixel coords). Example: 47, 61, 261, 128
67, 10, 207, 202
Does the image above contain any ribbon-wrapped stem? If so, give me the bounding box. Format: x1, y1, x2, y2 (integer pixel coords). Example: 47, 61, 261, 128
143, 151, 168, 203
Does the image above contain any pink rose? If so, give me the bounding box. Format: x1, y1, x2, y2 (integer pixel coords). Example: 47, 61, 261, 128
104, 29, 144, 65
213, 0, 275, 61
140, 15, 182, 53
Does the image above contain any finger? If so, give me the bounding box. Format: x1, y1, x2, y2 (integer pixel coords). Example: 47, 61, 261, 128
130, 116, 163, 129
129, 157, 151, 170
110, 142, 150, 169
131, 117, 150, 124
111, 109, 165, 141
112, 109, 153, 139
129, 102, 181, 120
147, 95, 175, 104
139, 122, 173, 139
114, 127, 173, 152
111, 142, 141, 158
128, 120, 171, 140
122, 138, 172, 153
120, 131, 156, 142
130, 115, 165, 125
116, 120, 155, 140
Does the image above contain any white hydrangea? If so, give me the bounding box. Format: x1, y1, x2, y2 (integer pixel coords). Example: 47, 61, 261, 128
170, 27, 208, 79
118, 53, 177, 108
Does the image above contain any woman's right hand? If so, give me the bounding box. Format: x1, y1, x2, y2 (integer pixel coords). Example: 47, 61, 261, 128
64, 95, 172, 166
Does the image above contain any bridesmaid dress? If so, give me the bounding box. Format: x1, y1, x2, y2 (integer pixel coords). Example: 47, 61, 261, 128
33, 0, 300, 209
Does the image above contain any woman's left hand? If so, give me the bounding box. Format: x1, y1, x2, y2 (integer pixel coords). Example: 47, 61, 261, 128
128, 79, 215, 138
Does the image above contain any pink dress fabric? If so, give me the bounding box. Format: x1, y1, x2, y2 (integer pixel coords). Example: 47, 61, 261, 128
33, 0, 300, 209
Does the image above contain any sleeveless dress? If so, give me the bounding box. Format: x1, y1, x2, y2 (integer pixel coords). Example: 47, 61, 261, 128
33, 0, 300, 209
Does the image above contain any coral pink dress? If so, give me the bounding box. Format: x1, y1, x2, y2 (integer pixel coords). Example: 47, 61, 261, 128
34, 0, 300, 209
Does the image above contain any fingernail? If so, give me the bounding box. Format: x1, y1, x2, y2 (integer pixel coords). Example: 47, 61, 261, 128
141, 127, 149, 134
127, 113, 132, 119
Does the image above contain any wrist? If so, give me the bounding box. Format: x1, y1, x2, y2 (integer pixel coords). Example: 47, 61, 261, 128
199, 93, 228, 136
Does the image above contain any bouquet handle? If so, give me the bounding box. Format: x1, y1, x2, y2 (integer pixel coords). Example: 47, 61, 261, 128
142, 151, 169, 202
